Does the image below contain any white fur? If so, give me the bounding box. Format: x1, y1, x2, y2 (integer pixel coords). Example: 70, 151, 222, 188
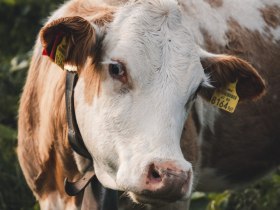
74, 0, 207, 197
179, 0, 280, 45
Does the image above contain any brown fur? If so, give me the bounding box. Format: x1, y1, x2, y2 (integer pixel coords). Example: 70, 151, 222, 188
204, 0, 223, 8
181, 108, 200, 172
61, 1, 116, 24
198, 18, 280, 190
102, 0, 128, 6
261, 5, 280, 29
80, 59, 105, 104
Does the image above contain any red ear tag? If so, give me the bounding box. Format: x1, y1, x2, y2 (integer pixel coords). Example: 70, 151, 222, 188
42, 32, 64, 60
42, 48, 48, 56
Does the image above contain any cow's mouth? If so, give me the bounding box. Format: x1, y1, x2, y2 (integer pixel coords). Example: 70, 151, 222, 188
128, 190, 188, 205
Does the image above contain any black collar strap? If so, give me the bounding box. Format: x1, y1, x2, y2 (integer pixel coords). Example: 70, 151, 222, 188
65, 72, 92, 159
64, 71, 118, 210
65, 169, 95, 196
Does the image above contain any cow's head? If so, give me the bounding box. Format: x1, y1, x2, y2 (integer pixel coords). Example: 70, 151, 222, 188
40, 0, 265, 204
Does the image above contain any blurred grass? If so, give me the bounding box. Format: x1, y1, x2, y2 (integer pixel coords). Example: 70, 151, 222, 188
190, 170, 280, 210
0, 124, 36, 210
0, 0, 63, 209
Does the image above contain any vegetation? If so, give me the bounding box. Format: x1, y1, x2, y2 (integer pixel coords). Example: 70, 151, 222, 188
190, 170, 280, 210
0, 0, 279, 209
0, 0, 63, 209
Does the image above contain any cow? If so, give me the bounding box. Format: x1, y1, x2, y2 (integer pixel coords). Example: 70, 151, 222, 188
17, 0, 280, 209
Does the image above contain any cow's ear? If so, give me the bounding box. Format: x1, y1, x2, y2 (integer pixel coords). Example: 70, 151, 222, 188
199, 49, 266, 101
40, 16, 96, 70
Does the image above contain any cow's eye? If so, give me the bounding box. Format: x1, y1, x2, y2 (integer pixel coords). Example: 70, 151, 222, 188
109, 62, 128, 84
109, 63, 125, 79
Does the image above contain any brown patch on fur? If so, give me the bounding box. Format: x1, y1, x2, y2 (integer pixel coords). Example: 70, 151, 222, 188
200, 28, 223, 53
200, 55, 266, 101
65, 2, 116, 29
180, 108, 200, 172
261, 5, 280, 29
91, 8, 115, 26
199, 19, 280, 188
62, 0, 116, 24
80, 59, 106, 104
204, 0, 223, 8
103, 0, 128, 6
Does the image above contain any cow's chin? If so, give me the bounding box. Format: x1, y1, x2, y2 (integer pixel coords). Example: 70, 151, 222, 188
128, 191, 186, 206
94, 165, 118, 190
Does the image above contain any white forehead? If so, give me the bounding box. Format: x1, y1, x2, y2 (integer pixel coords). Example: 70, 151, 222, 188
103, 0, 204, 91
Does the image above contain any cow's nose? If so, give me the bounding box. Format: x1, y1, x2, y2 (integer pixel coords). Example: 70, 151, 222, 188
142, 161, 191, 202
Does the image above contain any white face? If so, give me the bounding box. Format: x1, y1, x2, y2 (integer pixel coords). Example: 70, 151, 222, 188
75, 0, 207, 203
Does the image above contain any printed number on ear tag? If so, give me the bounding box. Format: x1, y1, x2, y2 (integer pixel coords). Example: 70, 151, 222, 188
210, 80, 239, 113
55, 37, 67, 69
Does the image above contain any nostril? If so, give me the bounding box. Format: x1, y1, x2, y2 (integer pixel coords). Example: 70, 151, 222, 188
143, 162, 192, 201
147, 164, 162, 183
151, 169, 161, 179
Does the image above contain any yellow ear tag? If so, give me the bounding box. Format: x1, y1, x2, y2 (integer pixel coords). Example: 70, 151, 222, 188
210, 80, 239, 113
55, 37, 67, 69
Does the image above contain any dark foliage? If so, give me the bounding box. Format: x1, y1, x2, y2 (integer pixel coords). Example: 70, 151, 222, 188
0, 0, 63, 209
